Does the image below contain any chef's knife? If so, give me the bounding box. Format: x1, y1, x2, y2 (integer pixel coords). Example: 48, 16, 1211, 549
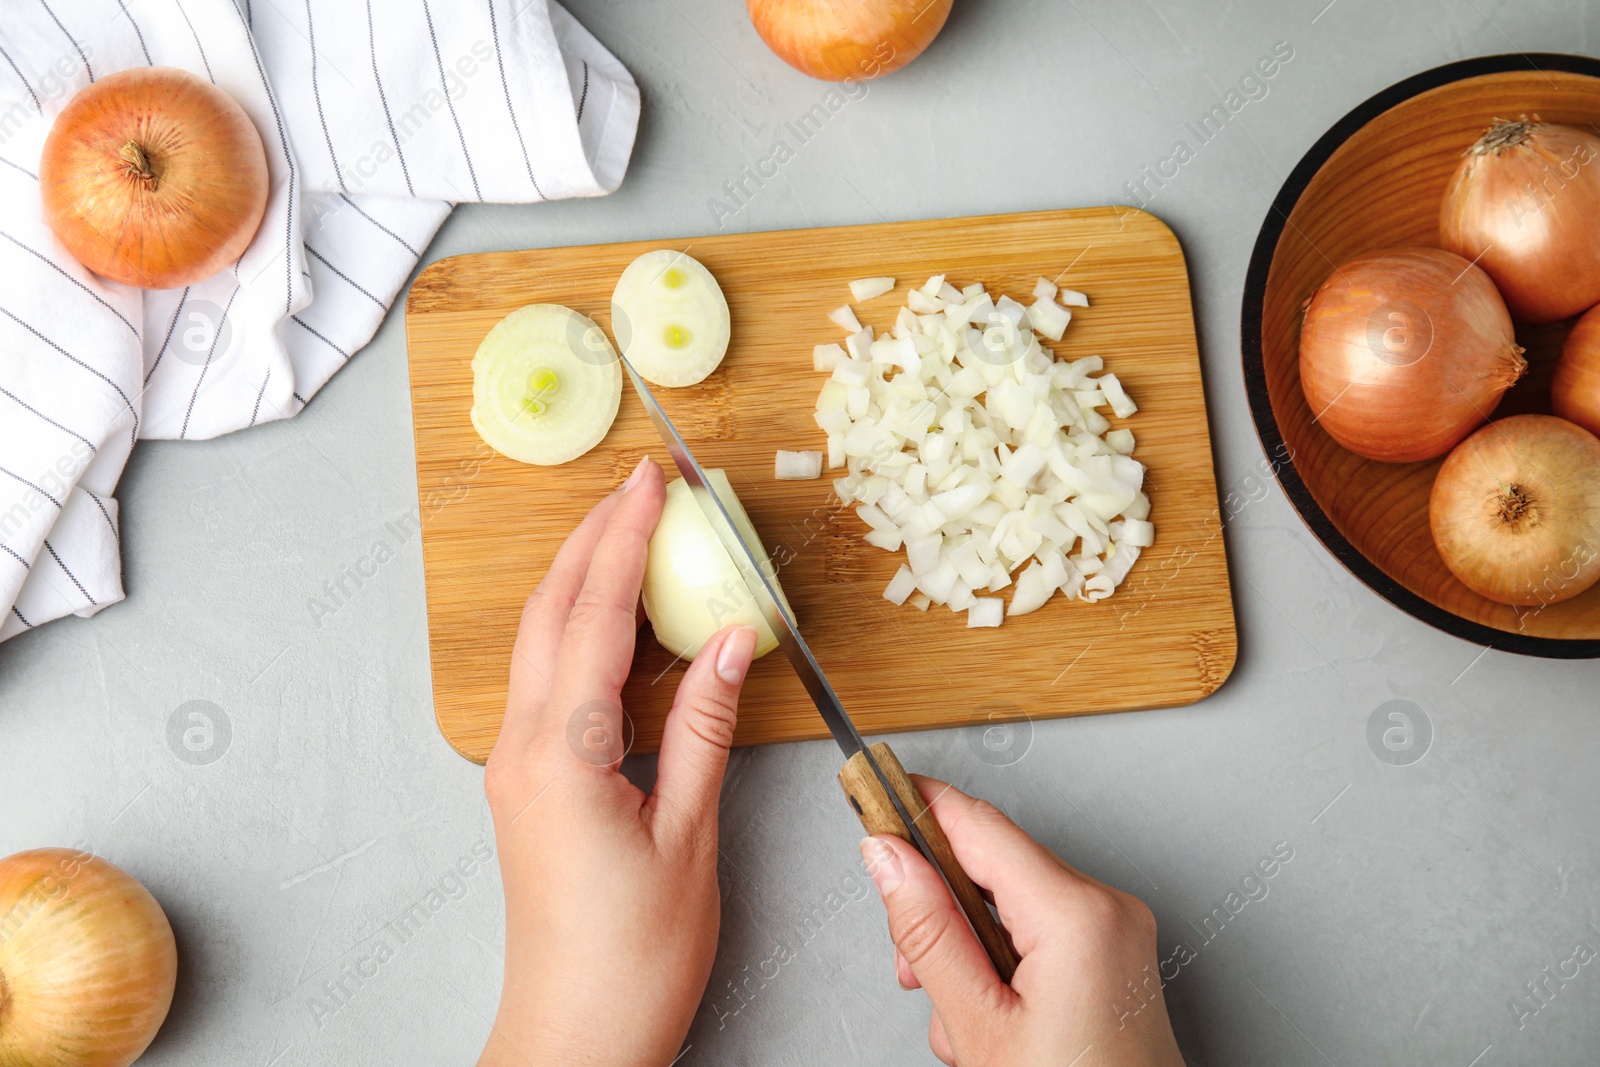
619, 354, 1020, 983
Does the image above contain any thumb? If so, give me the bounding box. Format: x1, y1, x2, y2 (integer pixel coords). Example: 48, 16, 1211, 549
861, 835, 1013, 1033
650, 625, 758, 838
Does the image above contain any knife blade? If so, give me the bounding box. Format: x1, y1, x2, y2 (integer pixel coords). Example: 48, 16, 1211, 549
619, 354, 1019, 982
618, 358, 878, 758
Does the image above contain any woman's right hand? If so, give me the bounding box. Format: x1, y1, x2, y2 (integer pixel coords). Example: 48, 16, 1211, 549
860, 777, 1184, 1067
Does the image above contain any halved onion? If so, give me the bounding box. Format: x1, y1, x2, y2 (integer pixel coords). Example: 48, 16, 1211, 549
469, 304, 621, 465
642, 470, 788, 661
610, 250, 731, 387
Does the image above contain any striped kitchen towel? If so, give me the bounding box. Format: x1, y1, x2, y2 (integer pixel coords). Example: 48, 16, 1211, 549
0, 0, 638, 643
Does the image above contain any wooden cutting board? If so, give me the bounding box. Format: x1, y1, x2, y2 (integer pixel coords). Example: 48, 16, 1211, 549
405, 207, 1236, 764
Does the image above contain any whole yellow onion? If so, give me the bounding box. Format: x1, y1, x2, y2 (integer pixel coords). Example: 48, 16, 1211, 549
1298, 247, 1525, 463
746, 0, 953, 82
0, 849, 177, 1067
40, 66, 268, 289
1439, 118, 1600, 324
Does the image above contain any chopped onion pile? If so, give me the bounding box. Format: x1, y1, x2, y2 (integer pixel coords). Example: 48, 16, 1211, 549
811, 274, 1153, 627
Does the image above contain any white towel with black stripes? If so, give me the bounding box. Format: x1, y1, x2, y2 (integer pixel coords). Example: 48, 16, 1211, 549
0, 0, 638, 643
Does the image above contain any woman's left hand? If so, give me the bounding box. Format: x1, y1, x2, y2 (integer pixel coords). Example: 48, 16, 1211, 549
478, 456, 759, 1067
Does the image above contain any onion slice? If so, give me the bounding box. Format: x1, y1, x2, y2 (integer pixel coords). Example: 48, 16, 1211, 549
470, 305, 622, 465
611, 249, 731, 387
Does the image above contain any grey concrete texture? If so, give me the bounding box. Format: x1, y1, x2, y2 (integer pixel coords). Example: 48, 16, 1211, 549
4, 1, 1599, 1064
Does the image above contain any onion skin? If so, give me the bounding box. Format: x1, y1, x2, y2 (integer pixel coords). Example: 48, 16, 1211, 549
1299, 247, 1526, 463
0, 848, 176, 1067
746, 0, 952, 82
1440, 118, 1600, 324
1553, 303, 1600, 438
1430, 415, 1600, 606
41, 67, 268, 289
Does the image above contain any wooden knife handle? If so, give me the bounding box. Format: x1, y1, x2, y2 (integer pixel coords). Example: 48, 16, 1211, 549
839, 741, 1020, 983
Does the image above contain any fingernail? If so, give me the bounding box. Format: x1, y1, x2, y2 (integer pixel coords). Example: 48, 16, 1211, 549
861, 836, 903, 894
716, 625, 758, 685
621, 455, 652, 493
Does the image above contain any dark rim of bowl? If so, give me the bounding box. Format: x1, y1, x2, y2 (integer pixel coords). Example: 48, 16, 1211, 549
1241, 52, 1600, 660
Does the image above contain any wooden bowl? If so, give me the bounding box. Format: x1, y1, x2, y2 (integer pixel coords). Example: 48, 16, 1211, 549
1242, 54, 1600, 658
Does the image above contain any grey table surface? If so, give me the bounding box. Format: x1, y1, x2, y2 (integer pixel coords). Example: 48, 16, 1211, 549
5, 1, 1600, 1064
